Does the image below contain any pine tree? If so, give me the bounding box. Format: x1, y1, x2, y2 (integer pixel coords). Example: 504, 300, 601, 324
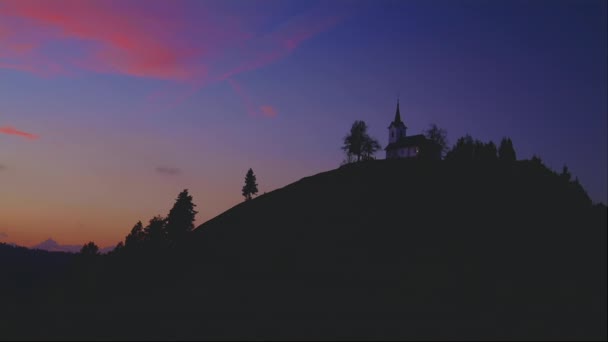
125, 221, 145, 250
560, 165, 572, 182
479, 141, 498, 161
445, 134, 475, 161
144, 215, 168, 250
165, 189, 198, 245
242, 168, 259, 201
498, 137, 517, 162
80, 241, 99, 256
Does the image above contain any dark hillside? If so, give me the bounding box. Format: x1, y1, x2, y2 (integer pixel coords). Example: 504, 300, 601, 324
182, 159, 606, 340
2, 159, 605, 340
0, 243, 74, 337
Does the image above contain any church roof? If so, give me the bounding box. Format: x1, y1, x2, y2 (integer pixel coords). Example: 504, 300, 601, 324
384, 134, 428, 151
388, 100, 406, 129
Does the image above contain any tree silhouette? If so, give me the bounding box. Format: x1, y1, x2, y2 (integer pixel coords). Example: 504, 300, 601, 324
113, 241, 124, 254
80, 242, 99, 256
424, 123, 449, 158
445, 134, 475, 161
166, 189, 198, 244
125, 221, 145, 250
445, 135, 500, 162
361, 138, 381, 161
498, 137, 517, 162
342, 120, 381, 162
477, 141, 498, 162
242, 168, 259, 201
341, 153, 356, 166
560, 165, 572, 182
144, 215, 167, 250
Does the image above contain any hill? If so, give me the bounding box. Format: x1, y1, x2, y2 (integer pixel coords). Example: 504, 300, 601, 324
0, 243, 74, 322
185, 158, 605, 339
2, 159, 606, 340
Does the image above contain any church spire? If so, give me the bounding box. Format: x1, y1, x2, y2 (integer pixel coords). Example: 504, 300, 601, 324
388, 98, 407, 131
394, 99, 402, 124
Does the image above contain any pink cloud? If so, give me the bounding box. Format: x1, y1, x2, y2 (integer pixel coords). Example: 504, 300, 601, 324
0, 0, 222, 81
0, 126, 39, 140
1, 1, 344, 81
1, 1, 347, 116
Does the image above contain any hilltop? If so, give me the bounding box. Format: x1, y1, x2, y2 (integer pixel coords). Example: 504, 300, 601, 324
2, 158, 606, 340
187, 158, 606, 339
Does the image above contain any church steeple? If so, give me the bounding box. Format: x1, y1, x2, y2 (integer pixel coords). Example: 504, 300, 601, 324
388, 99, 407, 144
388, 99, 406, 129
394, 99, 402, 125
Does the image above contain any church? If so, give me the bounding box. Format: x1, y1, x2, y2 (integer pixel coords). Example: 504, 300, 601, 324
384, 101, 441, 160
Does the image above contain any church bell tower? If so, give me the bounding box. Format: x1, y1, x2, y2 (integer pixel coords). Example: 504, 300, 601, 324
388, 100, 407, 144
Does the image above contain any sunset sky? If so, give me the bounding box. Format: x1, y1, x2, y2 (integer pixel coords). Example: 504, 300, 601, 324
1, 0, 606, 248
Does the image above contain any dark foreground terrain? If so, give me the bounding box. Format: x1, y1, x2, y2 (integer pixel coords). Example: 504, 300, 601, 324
1, 159, 606, 340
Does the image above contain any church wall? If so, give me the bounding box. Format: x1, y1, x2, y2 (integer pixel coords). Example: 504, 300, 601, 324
388, 126, 407, 144
386, 146, 420, 159
397, 146, 418, 158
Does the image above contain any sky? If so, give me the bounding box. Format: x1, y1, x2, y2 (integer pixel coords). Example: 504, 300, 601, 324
1, 0, 606, 249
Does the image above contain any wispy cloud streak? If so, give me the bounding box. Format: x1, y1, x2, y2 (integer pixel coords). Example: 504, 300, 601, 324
155, 166, 181, 176
0, 126, 39, 140
227, 78, 257, 117
1, 1, 348, 116
260, 105, 277, 118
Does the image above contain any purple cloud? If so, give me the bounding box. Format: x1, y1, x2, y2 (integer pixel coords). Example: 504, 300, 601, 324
155, 166, 182, 176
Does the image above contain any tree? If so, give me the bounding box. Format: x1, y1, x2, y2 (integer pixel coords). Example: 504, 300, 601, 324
424, 124, 449, 158
165, 189, 198, 244
242, 168, 259, 201
80, 242, 99, 256
445, 134, 475, 161
340, 153, 356, 166
144, 215, 168, 250
478, 141, 498, 162
342, 120, 381, 162
361, 137, 381, 161
498, 137, 517, 162
560, 165, 572, 182
446, 135, 499, 162
125, 221, 145, 250
112, 241, 124, 255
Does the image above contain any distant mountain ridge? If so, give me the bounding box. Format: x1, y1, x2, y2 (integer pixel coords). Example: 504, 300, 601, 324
32, 238, 82, 253
31, 238, 114, 254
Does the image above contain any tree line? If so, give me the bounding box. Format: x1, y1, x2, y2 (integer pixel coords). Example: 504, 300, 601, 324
339, 119, 588, 201
79, 168, 260, 256
78, 119, 589, 256
340, 120, 516, 163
